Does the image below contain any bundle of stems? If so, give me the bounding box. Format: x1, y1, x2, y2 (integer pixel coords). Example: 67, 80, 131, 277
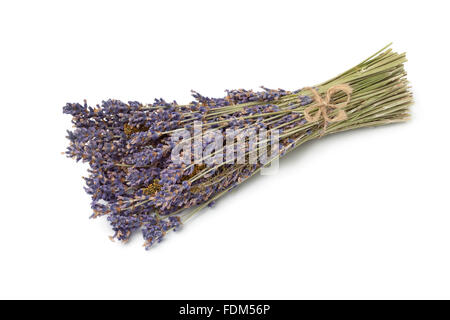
63, 44, 412, 249
181, 44, 411, 218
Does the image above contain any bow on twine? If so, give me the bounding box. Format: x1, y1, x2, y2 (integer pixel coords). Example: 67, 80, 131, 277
303, 84, 353, 135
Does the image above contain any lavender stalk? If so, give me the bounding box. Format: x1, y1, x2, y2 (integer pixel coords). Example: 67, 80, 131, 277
63, 44, 412, 249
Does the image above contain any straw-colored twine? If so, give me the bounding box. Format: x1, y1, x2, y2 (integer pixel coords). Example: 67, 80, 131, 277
303, 84, 353, 134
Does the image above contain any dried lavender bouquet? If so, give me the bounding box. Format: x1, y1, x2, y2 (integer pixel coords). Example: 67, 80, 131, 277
64, 44, 412, 249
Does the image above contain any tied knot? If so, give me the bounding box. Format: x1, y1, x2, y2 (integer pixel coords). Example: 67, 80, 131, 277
303, 84, 353, 134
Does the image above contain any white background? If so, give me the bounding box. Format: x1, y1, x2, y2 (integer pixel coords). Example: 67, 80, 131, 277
1, 0, 449, 299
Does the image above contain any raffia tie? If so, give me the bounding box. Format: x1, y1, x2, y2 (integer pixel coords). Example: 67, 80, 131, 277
303, 84, 353, 135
